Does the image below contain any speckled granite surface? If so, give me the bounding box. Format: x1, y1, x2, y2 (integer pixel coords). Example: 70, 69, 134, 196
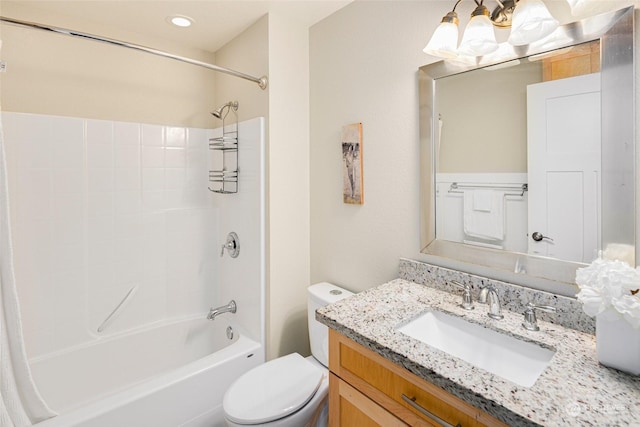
399, 258, 595, 335
317, 279, 640, 426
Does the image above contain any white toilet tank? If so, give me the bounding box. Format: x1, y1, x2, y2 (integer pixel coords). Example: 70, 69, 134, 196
307, 282, 353, 368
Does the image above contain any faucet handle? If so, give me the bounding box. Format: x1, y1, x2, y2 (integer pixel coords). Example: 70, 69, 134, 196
522, 302, 556, 331
451, 281, 474, 311
220, 232, 240, 258
527, 302, 556, 313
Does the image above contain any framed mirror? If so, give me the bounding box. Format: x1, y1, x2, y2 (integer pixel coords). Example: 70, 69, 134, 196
419, 6, 635, 288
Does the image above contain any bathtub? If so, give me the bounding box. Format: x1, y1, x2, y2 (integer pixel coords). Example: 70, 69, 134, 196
31, 316, 263, 427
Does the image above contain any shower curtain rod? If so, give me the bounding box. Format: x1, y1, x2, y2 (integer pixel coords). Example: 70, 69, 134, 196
0, 16, 268, 90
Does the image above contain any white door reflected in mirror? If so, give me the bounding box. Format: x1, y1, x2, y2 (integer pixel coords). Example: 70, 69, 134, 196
527, 73, 601, 263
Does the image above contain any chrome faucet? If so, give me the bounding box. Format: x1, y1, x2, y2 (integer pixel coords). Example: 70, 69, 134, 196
478, 286, 504, 320
207, 300, 237, 321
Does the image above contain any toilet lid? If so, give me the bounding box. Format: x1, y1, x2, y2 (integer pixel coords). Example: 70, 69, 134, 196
223, 353, 324, 424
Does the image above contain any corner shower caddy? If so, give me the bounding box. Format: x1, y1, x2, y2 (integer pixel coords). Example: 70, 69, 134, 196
209, 102, 239, 194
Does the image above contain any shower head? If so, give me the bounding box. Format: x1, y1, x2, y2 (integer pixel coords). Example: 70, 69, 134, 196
211, 101, 239, 120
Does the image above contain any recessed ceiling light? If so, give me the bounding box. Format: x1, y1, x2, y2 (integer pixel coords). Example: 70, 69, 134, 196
167, 15, 194, 28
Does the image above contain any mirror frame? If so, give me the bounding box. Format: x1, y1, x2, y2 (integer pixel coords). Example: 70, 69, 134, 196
419, 6, 635, 287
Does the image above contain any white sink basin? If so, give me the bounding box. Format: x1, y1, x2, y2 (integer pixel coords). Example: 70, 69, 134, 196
396, 309, 555, 387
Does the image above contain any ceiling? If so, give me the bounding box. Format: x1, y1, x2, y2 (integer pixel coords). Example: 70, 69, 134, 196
1, 0, 353, 53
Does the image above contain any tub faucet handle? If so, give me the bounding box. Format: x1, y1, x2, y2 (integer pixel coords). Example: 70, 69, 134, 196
220, 232, 240, 258
220, 243, 230, 257
451, 281, 474, 311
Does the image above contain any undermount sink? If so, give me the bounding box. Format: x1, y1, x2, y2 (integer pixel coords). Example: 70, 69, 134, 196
396, 309, 555, 387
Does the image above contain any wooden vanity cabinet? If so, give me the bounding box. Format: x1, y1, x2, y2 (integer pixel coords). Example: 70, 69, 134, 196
328, 329, 508, 427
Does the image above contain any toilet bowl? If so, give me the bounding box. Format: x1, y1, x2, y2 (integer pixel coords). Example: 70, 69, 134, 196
223, 354, 328, 427
222, 282, 353, 427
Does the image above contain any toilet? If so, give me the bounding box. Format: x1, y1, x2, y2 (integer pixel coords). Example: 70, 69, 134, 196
222, 282, 353, 426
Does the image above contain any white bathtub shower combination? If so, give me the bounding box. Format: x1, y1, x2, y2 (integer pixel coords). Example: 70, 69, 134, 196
32, 318, 263, 427
2, 113, 266, 425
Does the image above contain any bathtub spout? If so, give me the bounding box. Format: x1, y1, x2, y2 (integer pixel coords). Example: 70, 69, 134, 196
207, 300, 237, 321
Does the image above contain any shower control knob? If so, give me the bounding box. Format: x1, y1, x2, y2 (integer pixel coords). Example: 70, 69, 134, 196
531, 232, 553, 242
220, 232, 240, 258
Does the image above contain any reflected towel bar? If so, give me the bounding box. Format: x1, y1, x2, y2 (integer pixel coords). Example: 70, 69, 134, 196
448, 182, 528, 197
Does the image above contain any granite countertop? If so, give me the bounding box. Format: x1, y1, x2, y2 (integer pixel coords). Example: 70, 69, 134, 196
317, 279, 640, 426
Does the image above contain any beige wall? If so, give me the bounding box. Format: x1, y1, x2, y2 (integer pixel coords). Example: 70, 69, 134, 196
310, 1, 439, 293
217, 12, 311, 360
310, 0, 639, 295
0, 1, 216, 127
437, 61, 542, 174
214, 15, 269, 123
265, 13, 311, 359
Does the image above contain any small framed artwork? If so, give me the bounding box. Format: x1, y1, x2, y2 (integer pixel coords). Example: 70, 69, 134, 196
342, 123, 363, 204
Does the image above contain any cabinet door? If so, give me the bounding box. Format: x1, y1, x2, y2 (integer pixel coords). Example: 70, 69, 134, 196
329, 330, 509, 427
329, 373, 408, 427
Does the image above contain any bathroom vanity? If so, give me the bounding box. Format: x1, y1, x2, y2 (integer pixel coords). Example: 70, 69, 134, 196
329, 330, 507, 426
318, 264, 640, 426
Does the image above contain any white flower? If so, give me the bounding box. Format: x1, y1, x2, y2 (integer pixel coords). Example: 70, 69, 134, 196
575, 258, 640, 328
576, 286, 607, 317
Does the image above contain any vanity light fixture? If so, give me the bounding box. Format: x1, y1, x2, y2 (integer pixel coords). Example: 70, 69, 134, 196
167, 15, 194, 28
424, 0, 558, 59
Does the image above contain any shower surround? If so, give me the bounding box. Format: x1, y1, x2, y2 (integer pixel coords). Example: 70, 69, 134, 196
1, 112, 265, 420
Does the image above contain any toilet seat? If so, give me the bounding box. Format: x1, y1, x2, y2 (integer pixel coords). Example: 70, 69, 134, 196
223, 353, 324, 425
